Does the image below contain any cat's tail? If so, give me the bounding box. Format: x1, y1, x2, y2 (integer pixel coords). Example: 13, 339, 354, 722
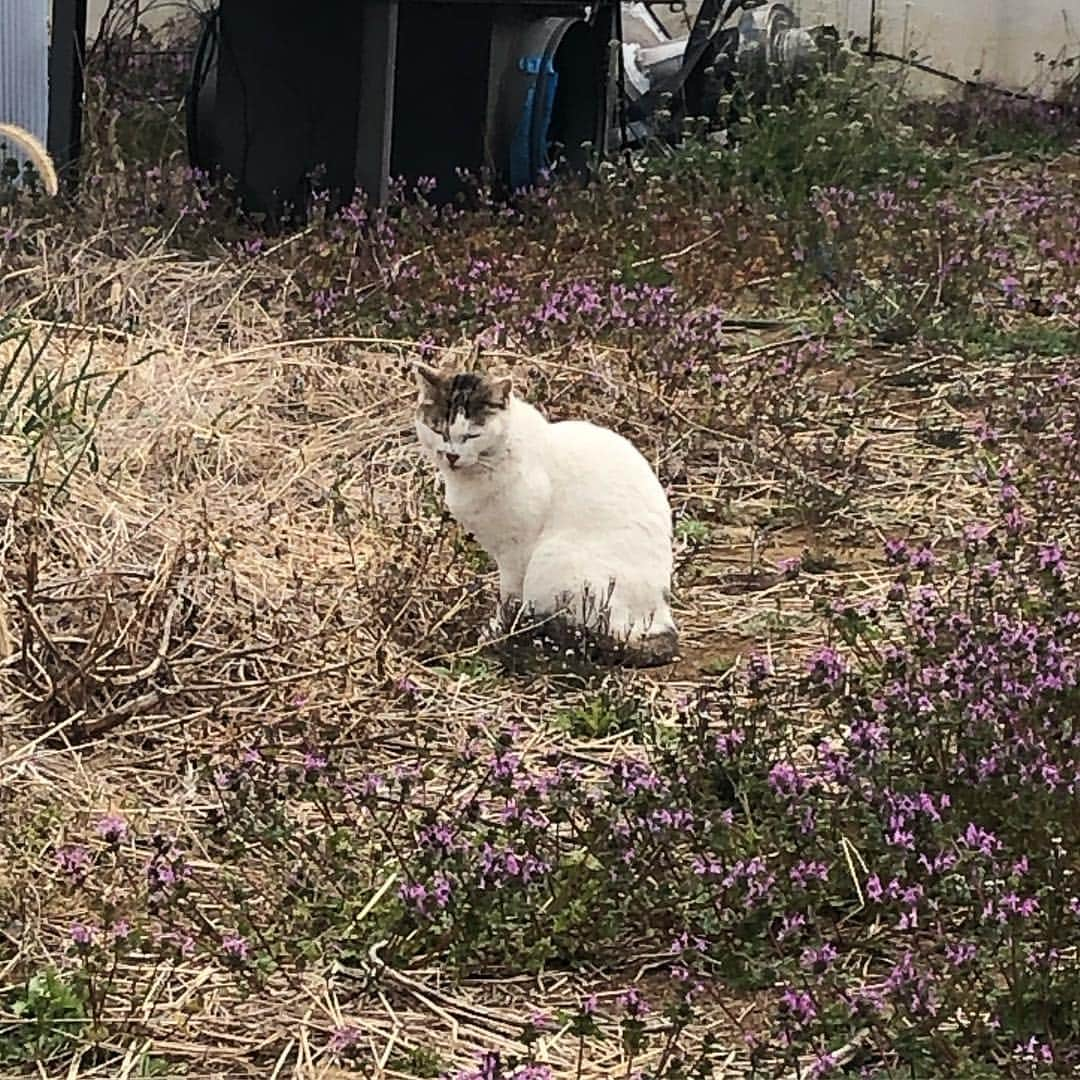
624, 626, 679, 668
0, 123, 59, 197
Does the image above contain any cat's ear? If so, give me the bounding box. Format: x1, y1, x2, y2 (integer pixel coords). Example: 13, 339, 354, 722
412, 361, 444, 403
487, 374, 513, 408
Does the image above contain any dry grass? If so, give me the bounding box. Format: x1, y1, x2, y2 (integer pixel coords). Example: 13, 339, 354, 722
1, 156, 1077, 1077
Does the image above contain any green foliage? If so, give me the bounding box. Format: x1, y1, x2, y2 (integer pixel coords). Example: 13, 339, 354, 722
138, 1054, 178, 1077
726, 61, 945, 213
0, 969, 89, 1065
555, 682, 646, 740
0, 318, 155, 499
962, 318, 1080, 360
390, 1044, 445, 1077
674, 517, 711, 546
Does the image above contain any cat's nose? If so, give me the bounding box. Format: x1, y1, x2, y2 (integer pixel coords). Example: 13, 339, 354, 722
445, 452, 460, 468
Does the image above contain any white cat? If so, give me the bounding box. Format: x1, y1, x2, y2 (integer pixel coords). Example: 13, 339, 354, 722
413, 364, 678, 666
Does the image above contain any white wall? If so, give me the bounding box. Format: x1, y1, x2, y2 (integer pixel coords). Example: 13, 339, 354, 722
795, 0, 1080, 95
86, 0, 203, 40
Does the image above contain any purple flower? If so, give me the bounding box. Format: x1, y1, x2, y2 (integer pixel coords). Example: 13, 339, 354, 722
56, 845, 90, 878
221, 934, 249, 961
1015, 1036, 1054, 1064
800, 943, 838, 972
778, 912, 806, 942
69, 922, 96, 947
452, 1051, 503, 1080
400, 881, 429, 913
746, 652, 773, 691
396, 675, 421, 698
432, 872, 452, 909
1038, 543, 1065, 576
945, 941, 976, 967
769, 761, 807, 798
303, 750, 327, 773
95, 813, 128, 843
617, 987, 650, 1018
528, 1010, 552, 1031
911, 546, 936, 570
809, 1051, 839, 1078
790, 860, 829, 888
961, 822, 1000, 857
807, 646, 847, 687
328, 1026, 361, 1053
885, 538, 911, 565
777, 555, 802, 578
778, 987, 817, 1025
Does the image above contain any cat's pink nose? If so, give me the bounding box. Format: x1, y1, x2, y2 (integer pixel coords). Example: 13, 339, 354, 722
445, 452, 460, 468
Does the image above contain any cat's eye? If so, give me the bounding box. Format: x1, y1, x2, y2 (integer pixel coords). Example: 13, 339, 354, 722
462, 434, 480, 441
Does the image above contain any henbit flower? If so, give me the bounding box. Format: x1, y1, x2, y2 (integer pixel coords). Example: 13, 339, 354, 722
524, 1007, 552, 1031
510, 1067, 553, 1080
69, 922, 96, 947
800, 942, 838, 973
777, 912, 807, 942
777, 555, 802, 578
302, 750, 328, 772
95, 813, 128, 843
328, 1026, 362, 1052
1014, 1036, 1054, 1064
618, 987, 650, 1018
769, 761, 807, 798
945, 941, 976, 967
807, 646, 847, 687
911, 546, 936, 570
56, 846, 90, 878
1038, 543, 1065, 575
884, 537, 910, 565
1000, 274, 1023, 299
778, 987, 817, 1025
221, 934, 249, 960
809, 1051, 839, 1078
396, 675, 421, 697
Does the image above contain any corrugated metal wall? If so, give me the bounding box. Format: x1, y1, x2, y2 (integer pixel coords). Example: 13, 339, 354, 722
0, 0, 50, 172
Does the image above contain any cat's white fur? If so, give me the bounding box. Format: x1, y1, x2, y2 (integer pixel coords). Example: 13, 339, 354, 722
414, 365, 678, 664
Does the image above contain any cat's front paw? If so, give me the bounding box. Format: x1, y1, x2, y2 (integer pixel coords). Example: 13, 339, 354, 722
480, 598, 523, 647
478, 615, 503, 648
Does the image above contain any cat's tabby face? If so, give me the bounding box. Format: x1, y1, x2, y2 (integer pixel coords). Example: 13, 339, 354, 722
413, 364, 512, 473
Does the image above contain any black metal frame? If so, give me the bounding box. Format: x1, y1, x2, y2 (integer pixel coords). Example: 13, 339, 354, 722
49, 0, 621, 207
47, 0, 88, 187
355, 0, 400, 208
349, 0, 617, 206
